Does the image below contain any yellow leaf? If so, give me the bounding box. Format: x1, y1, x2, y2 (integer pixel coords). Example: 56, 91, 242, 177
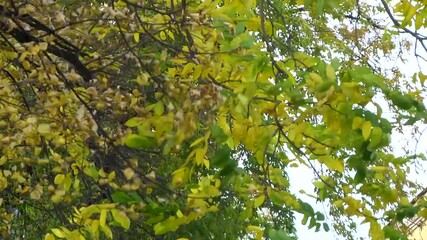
108, 171, 116, 181
51, 193, 63, 203
307, 72, 323, 83
352, 117, 364, 130
370, 166, 387, 172
247, 225, 262, 232
99, 209, 108, 227
293, 52, 317, 68
63, 174, 72, 191
51, 228, 66, 238
166, 30, 175, 40
326, 64, 336, 80
344, 196, 361, 215
101, 225, 113, 239
246, 17, 261, 31
159, 31, 167, 40
68, 230, 85, 240
190, 136, 206, 148
324, 158, 344, 173
419, 72, 427, 86
203, 159, 210, 169
39, 42, 48, 51
22, 60, 31, 69
182, 63, 195, 77
0, 156, 6, 165
247, 225, 263, 240
172, 168, 189, 188
333, 199, 344, 208
45, 233, 56, 240
400, 196, 410, 206
54, 174, 65, 184
254, 194, 265, 208
30, 189, 41, 200
176, 209, 184, 218
123, 168, 134, 180
21, 186, 30, 194
98, 203, 118, 209
193, 65, 203, 80
34, 147, 42, 156
369, 221, 384, 239
37, 123, 51, 135
362, 121, 372, 140
133, 33, 139, 43
368, 127, 383, 148
402, 5, 416, 27
195, 148, 206, 165
154, 102, 164, 116
111, 209, 131, 230
415, 14, 423, 29
30, 44, 41, 55
91, 220, 100, 237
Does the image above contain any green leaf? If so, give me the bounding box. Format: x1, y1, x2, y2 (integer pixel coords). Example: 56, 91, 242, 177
315, 80, 334, 92
128, 191, 142, 201
379, 119, 393, 133
323, 223, 330, 232
154, 217, 181, 235
354, 169, 366, 184
268, 229, 294, 240
269, 190, 286, 206
211, 124, 228, 143
146, 214, 164, 224
368, 127, 382, 148
389, 91, 413, 110
219, 160, 237, 177
125, 134, 157, 149
414, 100, 426, 112
301, 215, 309, 225
111, 191, 139, 204
383, 226, 403, 240
396, 205, 418, 221
154, 102, 164, 116
125, 117, 141, 127
316, 212, 325, 221
211, 146, 232, 168
316, 0, 325, 15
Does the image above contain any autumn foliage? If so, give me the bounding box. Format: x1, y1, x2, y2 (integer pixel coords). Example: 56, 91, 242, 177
0, 0, 427, 239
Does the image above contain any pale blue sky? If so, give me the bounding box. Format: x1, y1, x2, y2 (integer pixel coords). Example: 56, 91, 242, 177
288, 21, 427, 239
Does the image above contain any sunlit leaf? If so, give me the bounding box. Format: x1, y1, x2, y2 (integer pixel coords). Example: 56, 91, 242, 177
362, 121, 372, 140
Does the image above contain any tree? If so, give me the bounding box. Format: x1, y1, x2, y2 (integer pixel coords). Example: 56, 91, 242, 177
0, 0, 426, 239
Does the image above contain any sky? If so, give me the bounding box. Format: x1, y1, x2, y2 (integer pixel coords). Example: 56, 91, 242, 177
288, 5, 427, 239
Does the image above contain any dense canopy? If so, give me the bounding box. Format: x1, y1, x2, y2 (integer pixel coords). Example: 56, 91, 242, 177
0, 0, 427, 239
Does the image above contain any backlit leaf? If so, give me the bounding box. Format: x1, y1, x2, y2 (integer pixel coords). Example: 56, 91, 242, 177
254, 194, 265, 208
362, 121, 372, 140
